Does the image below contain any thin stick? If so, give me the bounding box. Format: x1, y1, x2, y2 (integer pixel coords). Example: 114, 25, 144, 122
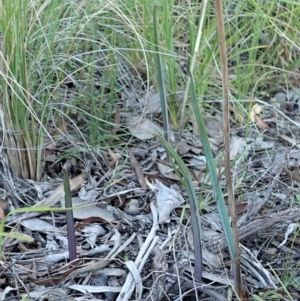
116, 202, 159, 301
214, 0, 242, 297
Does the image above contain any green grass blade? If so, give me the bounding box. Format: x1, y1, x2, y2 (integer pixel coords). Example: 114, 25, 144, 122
153, 4, 170, 143
0, 232, 34, 242
156, 134, 202, 281
189, 73, 235, 260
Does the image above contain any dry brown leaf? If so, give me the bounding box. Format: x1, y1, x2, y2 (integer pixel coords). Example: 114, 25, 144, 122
283, 166, 300, 183
204, 116, 223, 137
250, 103, 269, 130
156, 161, 179, 181
254, 115, 269, 130
60, 197, 115, 223
173, 142, 193, 155
126, 116, 163, 140
108, 148, 121, 169
128, 148, 147, 189
74, 217, 109, 231
147, 174, 174, 187
37, 172, 87, 207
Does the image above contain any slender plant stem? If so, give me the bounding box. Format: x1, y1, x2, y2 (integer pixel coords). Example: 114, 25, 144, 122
62, 166, 77, 263
215, 0, 242, 297
153, 4, 170, 144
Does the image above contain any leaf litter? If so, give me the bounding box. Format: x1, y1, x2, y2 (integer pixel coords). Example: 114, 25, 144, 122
2, 74, 300, 301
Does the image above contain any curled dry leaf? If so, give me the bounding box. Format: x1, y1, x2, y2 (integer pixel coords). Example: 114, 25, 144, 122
0, 287, 14, 301
250, 103, 269, 130
82, 224, 106, 248
124, 261, 143, 300
155, 180, 184, 223
84, 245, 111, 256
278, 223, 300, 248
108, 148, 122, 169
126, 116, 163, 140
46, 251, 70, 264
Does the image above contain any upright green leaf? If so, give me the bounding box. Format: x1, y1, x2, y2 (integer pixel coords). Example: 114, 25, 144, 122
156, 135, 203, 281
189, 73, 235, 260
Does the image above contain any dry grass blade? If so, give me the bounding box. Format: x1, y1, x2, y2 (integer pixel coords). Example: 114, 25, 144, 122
124, 261, 143, 300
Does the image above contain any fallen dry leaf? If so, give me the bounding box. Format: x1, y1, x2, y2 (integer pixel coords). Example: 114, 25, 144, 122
156, 161, 179, 181
37, 172, 87, 207
254, 115, 269, 130
204, 115, 223, 138
107, 148, 121, 169
143, 91, 161, 114
128, 148, 147, 189
155, 180, 184, 223
60, 197, 116, 223
250, 103, 269, 130
126, 116, 163, 140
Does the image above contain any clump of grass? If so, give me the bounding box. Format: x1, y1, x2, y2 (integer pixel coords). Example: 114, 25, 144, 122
1, 0, 300, 296
1, 0, 299, 181
0, 0, 139, 180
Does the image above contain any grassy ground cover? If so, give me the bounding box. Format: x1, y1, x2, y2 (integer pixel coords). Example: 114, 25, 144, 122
0, 0, 300, 300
